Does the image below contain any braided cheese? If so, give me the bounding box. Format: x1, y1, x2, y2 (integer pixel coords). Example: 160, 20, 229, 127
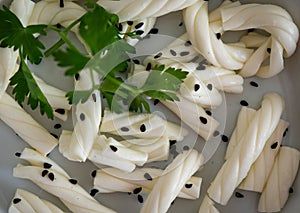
140, 149, 203, 213
239, 120, 289, 192
258, 146, 300, 212
97, 0, 199, 22
0, 93, 57, 155
208, 93, 284, 205
13, 148, 116, 213
8, 189, 64, 213
94, 167, 202, 200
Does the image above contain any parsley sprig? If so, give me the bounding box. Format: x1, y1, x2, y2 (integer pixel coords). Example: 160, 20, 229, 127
0, 2, 188, 117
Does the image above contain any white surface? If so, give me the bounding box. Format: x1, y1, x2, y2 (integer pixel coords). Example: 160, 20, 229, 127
1, 0, 300, 213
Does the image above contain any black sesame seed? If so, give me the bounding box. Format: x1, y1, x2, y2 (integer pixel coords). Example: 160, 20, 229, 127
169, 140, 177, 146
56, 23, 62, 29
170, 49, 177, 56
15, 152, 21, 157
92, 93, 97, 102
248, 28, 254, 32
42, 170, 48, 177
120, 127, 129, 132
213, 130, 220, 137
137, 194, 144, 203
54, 124, 62, 129
43, 162, 52, 169
91, 170, 97, 178
136, 30, 144, 35
235, 192, 244, 198
146, 63, 152, 71
59, 0, 64, 8
194, 84, 200, 92
179, 22, 183, 26
117, 23, 123, 31
69, 179, 78, 185
185, 40, 192, 46
207, 84, 213, 91
133, 59, 140, 64
135, 22, 144, 29
80, 113, 85, 121
183, 145, 190, 151
222, 135, 229, 143
133, 187, 142, 194
128, 192, 132, 195
267, 48, 271, 54
154, 52, 162, 59
289, 187, 294, 193
50, 133, 59, 139
180, 51, 190, 56
240, 100, 249, 106
90, 189, 99, 197
190, 56, 200, 63
127, 21, 133, 26
153, 99, 160, 105
216, 33, 221, 40
250, 81, 259, 87
75, 73, 80, 81
205, 110, 212, 116
185, 183, 193, 188
149, 28, 158, 34
13, 198, 21, 204
140, 124, 146, 132
144, 172, 152, 181
271, 142, 279, 149
48, 172, 55, 181
110, 145, 118, 152
199, 116, 208, 124
55, 108, 65, 114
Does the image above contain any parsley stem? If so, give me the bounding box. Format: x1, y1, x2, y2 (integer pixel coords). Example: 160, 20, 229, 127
44, 39, 64, 57
105, 74, 140, 96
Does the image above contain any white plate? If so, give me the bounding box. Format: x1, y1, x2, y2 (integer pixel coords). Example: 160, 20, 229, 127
0, 0, 300, 212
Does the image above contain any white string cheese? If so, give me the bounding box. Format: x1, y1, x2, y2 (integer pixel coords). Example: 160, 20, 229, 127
208, 93, 284, 205
140, 149, 203, 213
258, 146, 300, 212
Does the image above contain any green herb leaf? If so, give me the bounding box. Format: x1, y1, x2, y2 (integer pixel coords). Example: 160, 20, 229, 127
129, 96, 150, 113
9, 56, 54, 119
53, 48, 90, 76
66, 90, 93, 105
0, 6, 47, 64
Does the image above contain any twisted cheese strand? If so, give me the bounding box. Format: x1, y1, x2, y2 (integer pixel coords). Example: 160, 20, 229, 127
183, 0, 253, 70
100, 109, 187, 141
208, 93, 284, 205
198, 196, 219, 213
8, 189, 64, 213
221, 3, 299, 78
94, 167, 202, 200
258, 147, 300, 212
13, 148, 116, 213
140, 149, 203, 213
97, 0, 199, 22
239, 120, 289, 192
0, 93, 58, 155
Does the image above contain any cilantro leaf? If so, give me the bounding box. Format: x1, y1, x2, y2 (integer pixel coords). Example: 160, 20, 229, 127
52, 48, 90, 76
66, 90, 93, 105
0, 6, 47, 64
79, 3, 120, 55
129, 96, 150, 113
9, 56, 54, 119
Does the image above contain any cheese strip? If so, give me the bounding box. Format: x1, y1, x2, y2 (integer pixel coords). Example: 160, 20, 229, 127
183, 0, 252, 70
100, 109, 187, 141
8, 189, 64, 213
208, 93, 284, 205
0, 93, 57, 155
239, 120, 289, 192
198, 196, 219, 213
225, 107, 257, 160
13, 149, 116, 213
59, 70, 102, 162
0, 0, 35, 97
221, 3, 299, 78
120, 137, 170, 163
258, 146, 300, 212
97, 0, 199, 22
94, 167, 202, 200
140, 149, 203, 213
